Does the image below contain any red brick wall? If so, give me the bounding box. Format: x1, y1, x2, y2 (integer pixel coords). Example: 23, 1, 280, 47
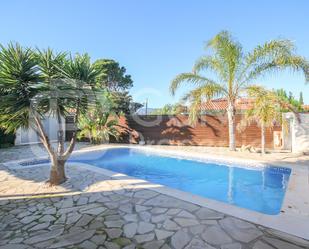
117, 114, 281, 149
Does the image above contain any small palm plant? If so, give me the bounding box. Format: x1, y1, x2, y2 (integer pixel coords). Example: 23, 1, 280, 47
170, 31, 309, 151
78, 111, 121, 144
238, 86, 290, 155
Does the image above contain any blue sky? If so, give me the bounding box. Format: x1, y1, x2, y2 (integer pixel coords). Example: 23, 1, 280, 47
1, 0, 308, 107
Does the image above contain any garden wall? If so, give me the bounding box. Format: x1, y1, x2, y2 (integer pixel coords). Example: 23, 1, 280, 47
117, 114, 281, 149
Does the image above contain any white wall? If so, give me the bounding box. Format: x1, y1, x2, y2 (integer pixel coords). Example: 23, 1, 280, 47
15, 115, 65, 145
285, 113, 309, 153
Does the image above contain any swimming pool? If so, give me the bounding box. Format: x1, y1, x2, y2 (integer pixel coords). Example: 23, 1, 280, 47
24, 147, 291, 215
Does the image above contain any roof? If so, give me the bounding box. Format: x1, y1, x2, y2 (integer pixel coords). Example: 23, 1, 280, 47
302, 105, 309, 111
200, 98, 254, 111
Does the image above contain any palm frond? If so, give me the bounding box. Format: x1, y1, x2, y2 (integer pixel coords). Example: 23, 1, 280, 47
170, 73, 218, 95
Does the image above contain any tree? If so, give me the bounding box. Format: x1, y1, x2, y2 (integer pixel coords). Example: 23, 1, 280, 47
93, 59, 133, 91
299, 91, 304, 105
152, 103, 187, 115
170, 31, 309, 150
93, 59, 142, 114
0, 43, 104, 185
275, 89, 303, 111
239, 86, 291, 155
110, 91, 143, 114
78, 111, 121, 144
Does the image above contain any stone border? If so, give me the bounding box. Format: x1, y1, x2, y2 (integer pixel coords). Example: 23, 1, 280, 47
3, 144, 309, 240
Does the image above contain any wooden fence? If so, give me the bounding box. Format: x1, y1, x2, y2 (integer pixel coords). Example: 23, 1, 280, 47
117, 114, 281, 149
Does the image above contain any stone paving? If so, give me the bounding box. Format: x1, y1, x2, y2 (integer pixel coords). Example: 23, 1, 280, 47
1, 164, 309, 249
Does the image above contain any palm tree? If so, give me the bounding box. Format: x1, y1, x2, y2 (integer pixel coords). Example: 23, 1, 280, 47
78, 112, 120, 144
0, 44, 103, 185
170, 31, 309, 150
238, 86, 291, 155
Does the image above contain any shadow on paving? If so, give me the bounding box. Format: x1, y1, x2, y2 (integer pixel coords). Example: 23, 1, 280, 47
1, 187, 309, 249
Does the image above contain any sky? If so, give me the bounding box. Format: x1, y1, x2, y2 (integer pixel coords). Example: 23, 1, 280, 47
1, 0, 308, 107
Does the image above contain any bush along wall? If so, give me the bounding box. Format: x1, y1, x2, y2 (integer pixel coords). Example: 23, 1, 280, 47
0, 128, 15, 148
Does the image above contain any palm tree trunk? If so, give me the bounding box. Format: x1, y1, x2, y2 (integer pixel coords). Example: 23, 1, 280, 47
49, 155, 67, 185
33, 115, 67, 185
261, 124, 266, 155
227, 103, 236, 151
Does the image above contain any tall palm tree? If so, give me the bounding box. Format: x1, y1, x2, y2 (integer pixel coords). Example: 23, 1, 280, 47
170, 31, 309, 150
0, 44, 102, 185
238, 86, 291, 155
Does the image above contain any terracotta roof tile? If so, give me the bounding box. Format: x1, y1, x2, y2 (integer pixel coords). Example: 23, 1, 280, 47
200, 98, 254, 111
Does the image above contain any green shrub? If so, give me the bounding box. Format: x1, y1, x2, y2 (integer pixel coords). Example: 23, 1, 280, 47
0, 128, 15, 148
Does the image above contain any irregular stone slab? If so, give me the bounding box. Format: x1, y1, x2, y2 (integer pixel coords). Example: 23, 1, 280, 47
43, 207, 57, 215
166, 208, 181, 216
76, 197, 88, 206
24, 228, 64, 244
57, 206, 80, 215
113, 237, 131, 247
174, 218, 199, 227
123, 245, 136, 249
119, 203, 133, 214
124, 223, 138, 238
91, 234, 107, 245
79, 240, 97, 249
39, 215, 56, 223
81, 207, 106, 215
61, 198, 73, 208
201, 226, 233, 245
177, 210, 196, 219
106, 214, 122, 221
189, 225, 206, 235
195, 208, 224, 220
201, 220, 218, 226
135, 205, 150, 212
76, 214, 93, 227
134, 190, 159, 199
184, 238, 216, 249
161, 245, 172, 249
105, 241, 121, 249
29, 222, 50, 231
123, 214, 138, 222
137, 222, 155, 234
66, 213, 82, 225
252, 241, 274, 249
139, 211, 151, 222
171, 230, 191, 249
17, 211, 31, 219
134, 233, 155, 243
104, 220, 125, 228
79, 202, 102, 210
49, 229, 96, 248
151, 207, 168, 214
20, 215, 41, 224
151, 214, 168, 223
221, 243, 243, 249
9, 237, 24, 244
0, 245, 28, 249
155, 229, 174, 240
105, 228, 122, 239
53, 213, 65, 224
143, 240, 165, 249
143, 195, 199, 212
219, 217, 263, 243
163, 219, 180, 231
263, 237, 304, 249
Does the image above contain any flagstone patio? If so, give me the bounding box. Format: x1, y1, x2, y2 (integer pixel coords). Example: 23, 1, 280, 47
1, 162, 309, 249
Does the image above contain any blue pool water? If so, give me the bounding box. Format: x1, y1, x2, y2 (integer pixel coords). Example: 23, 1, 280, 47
25, 148, 291, 215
